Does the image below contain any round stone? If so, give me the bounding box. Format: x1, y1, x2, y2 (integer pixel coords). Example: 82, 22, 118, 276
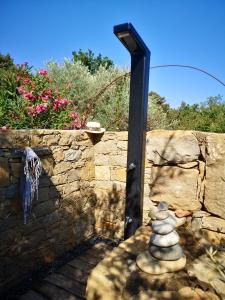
152, 215, 177, 234
148, 206, 158, 220
136, 250, 186, 274
157, 201, 168, 211
155, 210, 169, 220
150, 244, 183, 261
150, 231, 179, 247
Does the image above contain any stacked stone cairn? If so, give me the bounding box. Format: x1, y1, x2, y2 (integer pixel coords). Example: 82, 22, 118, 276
136, 201, 186, 274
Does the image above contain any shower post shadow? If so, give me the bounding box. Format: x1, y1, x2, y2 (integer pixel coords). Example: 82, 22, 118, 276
114, 23, 150, 239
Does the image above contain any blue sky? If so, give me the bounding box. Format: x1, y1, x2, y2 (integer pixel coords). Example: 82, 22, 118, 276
1, 0, 224, 107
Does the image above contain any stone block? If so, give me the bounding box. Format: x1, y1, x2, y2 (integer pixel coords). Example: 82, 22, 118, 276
117, 141, 127, 151
111, 168, 126, 182
109, 155, 127, 167
58, 132, 74, 146
201, 216, 225, 233
149, 165, 201, 210
116, 131, 128, 141
30, 135, 43, 147
204, 133, 225, 219
52, 149, 64, 162
53, 162, 72, 174
95, 187, 125, 211
64, 149, 82, 161
80, 161, 95, 180
95, 140, 117, 154
95, 166, 110, 181
43, 134, 60, 146
51, 175, 68, 185
0, 158, 10, 187
63, 182, 80, 195
66, 169, 80, 182
146, 130, 200, 165
94, 154, 109, 166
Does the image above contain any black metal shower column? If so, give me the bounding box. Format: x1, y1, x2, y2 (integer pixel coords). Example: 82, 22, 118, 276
114, 23, 150, 239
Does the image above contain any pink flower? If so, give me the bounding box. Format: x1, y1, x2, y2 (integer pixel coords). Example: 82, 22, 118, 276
28, 104, 47, 116
23, 91, 35, 101
23, 78, 30, 85
17, 87, 24, 94
53, 98, 70, 111
41, 95, 49, 102
70, 112, 79, 119
1, 126, 7, 131
35, 103, 47, 114
72, 119, 81, 129
38, 69, 48, 76
45, 89, 52, 96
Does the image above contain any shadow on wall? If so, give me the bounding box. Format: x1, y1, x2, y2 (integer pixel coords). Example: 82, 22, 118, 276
146, 131, 203, 212
0, 130, 97, 293
0, 129, 128, 294
149, 133, 184, 200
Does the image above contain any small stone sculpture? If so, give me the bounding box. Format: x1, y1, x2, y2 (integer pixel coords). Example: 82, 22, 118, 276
136, 201, 186, 274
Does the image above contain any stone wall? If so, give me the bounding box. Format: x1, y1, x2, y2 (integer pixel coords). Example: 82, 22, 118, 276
0, 130, 96, 291
1, 129, 225, 291
93, 130, 225, 246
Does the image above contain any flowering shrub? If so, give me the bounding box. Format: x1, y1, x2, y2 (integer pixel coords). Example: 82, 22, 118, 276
0, 56, 130, 130
2, 63, 83, 129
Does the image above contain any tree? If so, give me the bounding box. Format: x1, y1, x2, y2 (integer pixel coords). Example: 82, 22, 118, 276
0, 53, 15, 69
147, 91, 176, 130
175, 95, 225, 133
72, 49, 113, 74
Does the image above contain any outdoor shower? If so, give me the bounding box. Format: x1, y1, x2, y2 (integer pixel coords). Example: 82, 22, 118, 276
114, 23, 150, 239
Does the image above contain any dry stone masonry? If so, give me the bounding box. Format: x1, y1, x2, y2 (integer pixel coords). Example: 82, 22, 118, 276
1, 129, 225, 291
0, 130, 96, 291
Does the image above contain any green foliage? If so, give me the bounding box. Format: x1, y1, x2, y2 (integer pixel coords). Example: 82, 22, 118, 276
0, 52, 224, 133
0, 60, 33, 128
0, 53, 15, 69
174, 96, 225, 132
147, 92, 177, 130
47, 59, 129, 130
72, 49, 113, 74
0, 62, 82, 129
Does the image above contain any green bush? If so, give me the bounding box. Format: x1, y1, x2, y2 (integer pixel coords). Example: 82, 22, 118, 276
47, 59, 130, 130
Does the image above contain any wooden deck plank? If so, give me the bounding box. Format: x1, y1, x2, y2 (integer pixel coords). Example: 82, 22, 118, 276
19, 289, 48, 300
78, 253, 101, 267
68, 257, 94, 272
19, 241, 115, 300
56, 264, 89, 285
33, 281, 80, 300
44, 273, 86, 299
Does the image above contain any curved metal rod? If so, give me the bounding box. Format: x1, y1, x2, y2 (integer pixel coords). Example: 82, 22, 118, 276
83, 64, 224, 121
151, 64, 225, 87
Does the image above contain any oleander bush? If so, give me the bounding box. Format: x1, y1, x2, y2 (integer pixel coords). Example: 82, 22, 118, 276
0, 54, 130, 130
